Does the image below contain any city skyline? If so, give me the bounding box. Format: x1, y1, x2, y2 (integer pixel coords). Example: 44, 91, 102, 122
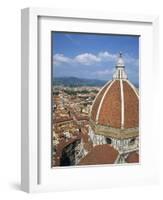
52, 32, 139, 85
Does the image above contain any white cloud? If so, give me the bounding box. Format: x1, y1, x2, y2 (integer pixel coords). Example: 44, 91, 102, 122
53, 54, 72, 65
95, 69, 115, 76
74, 53, 101, 65
53, 51, 138, 67
98, 51, 117, 61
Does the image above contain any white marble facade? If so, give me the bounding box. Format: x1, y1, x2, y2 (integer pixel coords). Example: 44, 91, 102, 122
88, 126, 139, 153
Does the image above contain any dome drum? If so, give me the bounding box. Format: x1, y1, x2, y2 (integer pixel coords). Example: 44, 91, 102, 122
90, 118, 139, 140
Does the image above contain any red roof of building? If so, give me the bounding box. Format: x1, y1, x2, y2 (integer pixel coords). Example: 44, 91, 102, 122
90, 80, 139, 129
126, 151, 139, 163
54, 116, 73, 123
78, 144, 118, 165
123, 81, 139, 128
91, 81, 111, 122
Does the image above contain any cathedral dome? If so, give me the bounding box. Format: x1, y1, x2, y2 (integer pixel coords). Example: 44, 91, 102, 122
90, 53, 139, 133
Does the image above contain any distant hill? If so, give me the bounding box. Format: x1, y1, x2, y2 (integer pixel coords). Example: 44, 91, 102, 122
53, 76, 139, 88
53, 77, 107, 87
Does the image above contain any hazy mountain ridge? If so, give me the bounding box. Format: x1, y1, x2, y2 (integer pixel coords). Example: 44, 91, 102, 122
53, 77, 107, 87
53, 77, 139, 88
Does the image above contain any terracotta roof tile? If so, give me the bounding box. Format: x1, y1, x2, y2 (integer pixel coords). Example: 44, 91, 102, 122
90, 80, 139, 129
126, 151, 139, 163
78, 144, 118, 165
91, 82, 111, 121
54, 117, 73, 123
98, 80, 121, 128
123, 81, 139, 128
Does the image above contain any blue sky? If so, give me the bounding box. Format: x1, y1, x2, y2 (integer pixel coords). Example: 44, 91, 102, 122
52, 32, 139, 85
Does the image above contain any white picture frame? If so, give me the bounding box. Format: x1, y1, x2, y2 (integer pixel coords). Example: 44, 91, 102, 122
21, 7, 159, 193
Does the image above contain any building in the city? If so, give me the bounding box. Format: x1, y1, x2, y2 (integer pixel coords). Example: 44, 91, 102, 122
88, 53, 139, 164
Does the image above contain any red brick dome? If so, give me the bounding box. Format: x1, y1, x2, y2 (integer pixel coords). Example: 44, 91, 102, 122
90, 79, 139, 129
90, 53, 139, 130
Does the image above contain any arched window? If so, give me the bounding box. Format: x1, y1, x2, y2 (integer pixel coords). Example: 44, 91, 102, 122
106, 137, 112, 144
129, 138, 135, 145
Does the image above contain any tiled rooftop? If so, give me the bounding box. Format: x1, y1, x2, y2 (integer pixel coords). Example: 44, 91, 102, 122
90, 80, 139, 129
78, 144, 119, 165
123, 81, 139, 128
126, 151, 139, 163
